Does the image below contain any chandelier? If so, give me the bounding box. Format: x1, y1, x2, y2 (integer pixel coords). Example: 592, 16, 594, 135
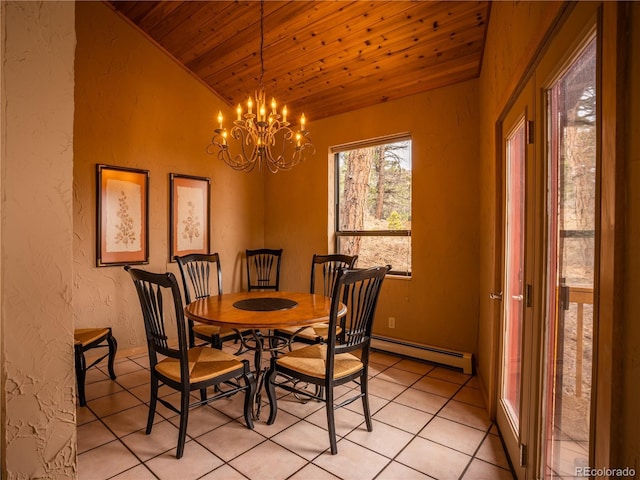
207, 1, 314, 173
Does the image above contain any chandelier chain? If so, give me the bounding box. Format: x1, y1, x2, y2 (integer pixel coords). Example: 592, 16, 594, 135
259, 0, 264, 89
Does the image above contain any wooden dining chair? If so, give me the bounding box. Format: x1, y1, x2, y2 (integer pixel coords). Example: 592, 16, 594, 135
175, 253, 242, 349
275, 253, 358, 345
74, 327, 117, 406
245, 248, 282, 291
265, 265, 390, 454
125, 266, 256, 459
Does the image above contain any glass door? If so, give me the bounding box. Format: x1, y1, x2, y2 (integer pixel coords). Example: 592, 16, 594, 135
494, 5, 604, 477
503, 117, 526, 431
542, 36, 597, 479
497, 83, 535, 480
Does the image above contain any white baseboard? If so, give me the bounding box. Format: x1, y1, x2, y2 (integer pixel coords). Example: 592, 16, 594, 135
371, 335, 473, 374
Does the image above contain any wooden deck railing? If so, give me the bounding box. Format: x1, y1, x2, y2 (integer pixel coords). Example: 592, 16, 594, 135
564, 286, 594, 397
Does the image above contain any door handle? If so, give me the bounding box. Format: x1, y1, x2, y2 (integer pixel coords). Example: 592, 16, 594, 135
512, 294, 523, 301
489, 292, 503, 300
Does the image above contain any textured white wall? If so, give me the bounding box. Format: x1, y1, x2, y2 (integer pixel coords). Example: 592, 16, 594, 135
1, 1, 76, 477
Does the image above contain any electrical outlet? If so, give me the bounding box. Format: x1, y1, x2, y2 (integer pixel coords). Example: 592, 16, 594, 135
388, 317, 396, 328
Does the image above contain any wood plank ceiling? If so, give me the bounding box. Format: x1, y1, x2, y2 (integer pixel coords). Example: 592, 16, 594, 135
108, 1, 491, 122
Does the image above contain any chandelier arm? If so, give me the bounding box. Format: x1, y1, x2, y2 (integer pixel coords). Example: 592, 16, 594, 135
263, 125, 289, 166
265, 135, 285, 167
217, 145, 250, 172
230, 126, 259, 171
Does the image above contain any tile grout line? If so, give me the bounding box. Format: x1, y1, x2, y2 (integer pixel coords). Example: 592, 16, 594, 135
84, 361, 258, 479
79, 352, 512, 480
372, 374, 469, 478
83, 399, 161, 480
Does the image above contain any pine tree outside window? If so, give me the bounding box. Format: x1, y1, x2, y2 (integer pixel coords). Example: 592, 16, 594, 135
334, 134, 412, 276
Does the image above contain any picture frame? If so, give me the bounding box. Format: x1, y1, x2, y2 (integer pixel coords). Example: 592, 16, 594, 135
96, 164, 149, 267
169, 173, 211, 261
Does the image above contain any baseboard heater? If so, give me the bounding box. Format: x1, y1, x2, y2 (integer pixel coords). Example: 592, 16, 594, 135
371, 335, 473, 374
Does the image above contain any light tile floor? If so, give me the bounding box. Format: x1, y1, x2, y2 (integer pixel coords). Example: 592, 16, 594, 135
77, 346, 515, 480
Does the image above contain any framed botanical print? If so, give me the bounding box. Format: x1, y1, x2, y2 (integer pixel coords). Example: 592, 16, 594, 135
96, 165, 149, 267
169, 173, 210, 261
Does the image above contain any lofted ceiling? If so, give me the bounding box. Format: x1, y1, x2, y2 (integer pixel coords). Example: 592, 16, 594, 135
108, 1, 491, 122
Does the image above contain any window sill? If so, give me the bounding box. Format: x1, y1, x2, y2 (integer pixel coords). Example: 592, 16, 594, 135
386, 273, 412, 281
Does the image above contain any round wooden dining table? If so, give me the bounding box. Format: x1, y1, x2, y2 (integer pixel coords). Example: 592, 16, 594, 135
184, 290, 346, 419
184, 290, 344, 330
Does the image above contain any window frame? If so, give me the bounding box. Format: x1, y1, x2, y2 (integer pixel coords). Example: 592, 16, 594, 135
333, 133, 412, 277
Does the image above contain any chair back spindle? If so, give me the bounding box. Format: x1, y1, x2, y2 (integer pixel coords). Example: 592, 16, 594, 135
246, 248, 282, 291
176, 253, 230, 348
175, 253, 222, 303
310, 254, 358, 296
126, 267, 188, 364
187, 261, 210, 299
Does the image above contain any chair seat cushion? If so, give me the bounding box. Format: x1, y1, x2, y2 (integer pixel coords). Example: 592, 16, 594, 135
276, 323, 342, 342
156, 347, 244, 383
192, 324, 238, 340
74, 328, 110, 347
276, 344, 362, 380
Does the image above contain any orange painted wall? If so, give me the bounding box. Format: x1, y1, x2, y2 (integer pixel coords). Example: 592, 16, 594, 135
264, 80, 481, 356
73, 2, 264, 353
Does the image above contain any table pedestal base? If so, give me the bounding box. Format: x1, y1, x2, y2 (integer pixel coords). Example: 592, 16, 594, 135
235, 329, 293, 419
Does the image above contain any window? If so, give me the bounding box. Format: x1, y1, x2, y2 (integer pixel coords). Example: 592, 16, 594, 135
334, 134, 412, 276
